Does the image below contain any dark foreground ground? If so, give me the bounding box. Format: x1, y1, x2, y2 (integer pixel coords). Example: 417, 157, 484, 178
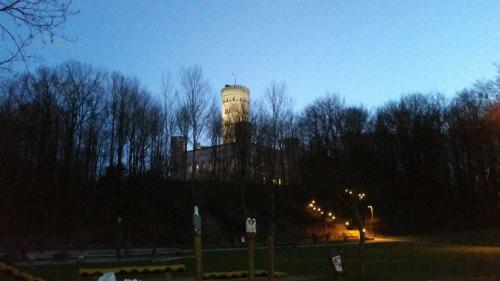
2, 229, 500, 281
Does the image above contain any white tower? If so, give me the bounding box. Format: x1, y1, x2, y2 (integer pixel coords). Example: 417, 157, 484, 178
221, 84, 250, 143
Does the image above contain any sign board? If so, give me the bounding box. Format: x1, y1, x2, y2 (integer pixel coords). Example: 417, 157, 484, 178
329, 252, 343, 274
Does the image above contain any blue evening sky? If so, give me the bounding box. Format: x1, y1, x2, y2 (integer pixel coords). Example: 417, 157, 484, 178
30, 0, 500, 110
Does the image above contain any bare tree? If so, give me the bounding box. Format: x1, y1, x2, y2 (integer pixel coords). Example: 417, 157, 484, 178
337, 106, 370, 281
262, 81, 294, 276
265, 81, 294, 150
174, 102, 190, 180
0, 0, 77, 73
108, 72, 133, 171
249, 99, 268, 179
160, 72, 175, 175
180, 65, 210, 180
299, 93, 344, 157
206, 97, 222, 179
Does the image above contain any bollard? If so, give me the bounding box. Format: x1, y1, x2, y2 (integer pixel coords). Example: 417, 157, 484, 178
267, 235, 275, 281
193, 206, 203, 281
246, 218, 257, 281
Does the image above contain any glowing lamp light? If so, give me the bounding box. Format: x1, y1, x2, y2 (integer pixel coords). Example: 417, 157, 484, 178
332, 216, 336, 219
345, 221, 349, 226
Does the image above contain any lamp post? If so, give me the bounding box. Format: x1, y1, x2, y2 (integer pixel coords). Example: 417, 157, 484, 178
367, 206, 374, 222
367, 205, 374, 238
116, 216, 122, 260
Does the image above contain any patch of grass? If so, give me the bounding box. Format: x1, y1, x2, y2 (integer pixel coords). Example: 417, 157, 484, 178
409, 229, 500, 247
14, 233, 500, 281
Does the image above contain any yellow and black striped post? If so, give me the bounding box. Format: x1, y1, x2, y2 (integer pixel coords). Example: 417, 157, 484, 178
247, 232, 256, 281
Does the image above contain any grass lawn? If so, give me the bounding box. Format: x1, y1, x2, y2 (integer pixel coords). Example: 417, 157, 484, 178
8, 232, 500, 281
199, 241, 500, 281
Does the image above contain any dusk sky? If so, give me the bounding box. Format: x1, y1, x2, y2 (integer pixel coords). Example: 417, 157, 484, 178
30, 0, 500, 110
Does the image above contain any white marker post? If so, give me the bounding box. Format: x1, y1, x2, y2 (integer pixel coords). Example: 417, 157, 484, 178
246, 218, 257, 281
193, 206, 203, 281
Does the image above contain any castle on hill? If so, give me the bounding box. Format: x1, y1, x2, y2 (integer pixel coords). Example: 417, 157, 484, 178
170, 84, 298, 184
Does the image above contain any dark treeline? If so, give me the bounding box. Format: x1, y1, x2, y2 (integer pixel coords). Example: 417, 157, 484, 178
299, 90, 499, 233
0, 61, 499, 251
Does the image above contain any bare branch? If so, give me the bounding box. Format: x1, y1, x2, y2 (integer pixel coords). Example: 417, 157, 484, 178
0, 0, 78, 73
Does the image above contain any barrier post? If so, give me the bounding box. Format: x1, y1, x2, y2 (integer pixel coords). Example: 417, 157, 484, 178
267, 234, 275, 281
193, 206, 203, 281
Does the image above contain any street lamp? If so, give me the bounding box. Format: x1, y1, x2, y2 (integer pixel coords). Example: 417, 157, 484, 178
367, 205, 374, 223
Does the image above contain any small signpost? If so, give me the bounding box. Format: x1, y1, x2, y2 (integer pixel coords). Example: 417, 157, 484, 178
329, 249, 344, 280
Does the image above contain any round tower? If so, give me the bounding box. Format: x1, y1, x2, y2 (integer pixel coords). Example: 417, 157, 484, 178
221, 84, 250, 143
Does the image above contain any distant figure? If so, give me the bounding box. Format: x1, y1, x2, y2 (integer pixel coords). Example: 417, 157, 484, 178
241, 235, 245, 244
312, 233, 318, 244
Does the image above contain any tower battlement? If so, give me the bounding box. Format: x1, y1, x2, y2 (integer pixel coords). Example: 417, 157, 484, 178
221, 84, 250, 94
